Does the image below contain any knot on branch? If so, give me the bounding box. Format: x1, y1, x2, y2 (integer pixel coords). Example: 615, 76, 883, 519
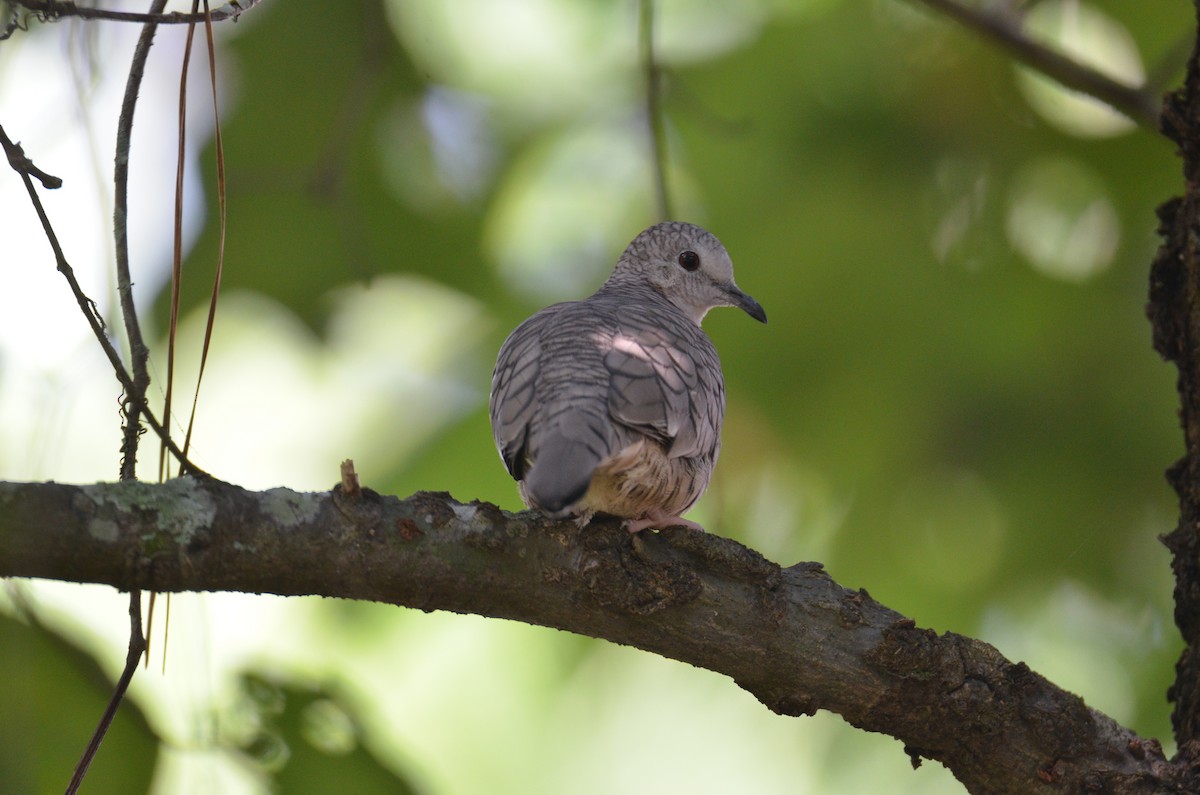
0, 128, 62, 188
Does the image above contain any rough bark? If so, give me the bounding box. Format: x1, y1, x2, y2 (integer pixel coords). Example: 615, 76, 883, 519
0, 476, 1190, 794
1150, 0, 1200, 764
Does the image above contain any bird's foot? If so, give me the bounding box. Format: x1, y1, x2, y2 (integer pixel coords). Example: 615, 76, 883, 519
624, 509, 706, 534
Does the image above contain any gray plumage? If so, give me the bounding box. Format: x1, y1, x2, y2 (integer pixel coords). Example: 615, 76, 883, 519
489, 221, 766, 531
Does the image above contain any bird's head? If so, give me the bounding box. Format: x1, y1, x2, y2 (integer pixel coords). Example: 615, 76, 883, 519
611, 221, 767, 326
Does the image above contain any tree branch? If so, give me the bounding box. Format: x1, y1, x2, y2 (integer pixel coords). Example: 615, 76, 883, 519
11, 0, 261, 25
1148, 0, 1200, 751
908, 0, 1162, 130
113, 0, 167, 479
0, 477, 1189, 794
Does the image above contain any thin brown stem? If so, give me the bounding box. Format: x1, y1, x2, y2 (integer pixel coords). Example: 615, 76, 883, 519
183, 0, 228, 463
160, 0, 200, 483
64, 2, 169, 789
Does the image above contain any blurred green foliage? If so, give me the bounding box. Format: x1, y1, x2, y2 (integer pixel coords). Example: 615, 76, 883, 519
3, 0, 1193, 792
228, 672, 423, 794
0, 612, 157, 794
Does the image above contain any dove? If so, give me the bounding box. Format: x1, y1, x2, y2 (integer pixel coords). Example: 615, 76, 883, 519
489, 221, 766, 532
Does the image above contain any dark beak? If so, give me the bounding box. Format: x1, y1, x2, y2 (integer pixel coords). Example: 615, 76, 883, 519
727, 285, 767, 324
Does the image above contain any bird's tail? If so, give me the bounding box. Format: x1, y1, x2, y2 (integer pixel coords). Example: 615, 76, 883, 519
523, 431, 601, 515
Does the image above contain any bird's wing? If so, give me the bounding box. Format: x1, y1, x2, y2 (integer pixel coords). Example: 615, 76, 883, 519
602, 315, 725, 460
489, 304, 567, 480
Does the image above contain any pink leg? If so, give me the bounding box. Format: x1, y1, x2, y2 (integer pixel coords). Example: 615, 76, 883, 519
624, 508, 706, 534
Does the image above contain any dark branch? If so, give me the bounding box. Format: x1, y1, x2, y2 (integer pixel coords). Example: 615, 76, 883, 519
909, 0, 1162, 130
0, 478, 1189, 794
0, 124, 203, 476
1148, 0, 1200, 750
64, 590, 145, 794
113, 0, 166, 479
11, 0, 261, 25
67, 3, 169, 790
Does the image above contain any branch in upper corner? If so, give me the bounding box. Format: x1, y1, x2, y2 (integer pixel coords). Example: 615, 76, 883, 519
11, 0, 260, 26
909, 0, 1162, 131
0, 478, 1190, 794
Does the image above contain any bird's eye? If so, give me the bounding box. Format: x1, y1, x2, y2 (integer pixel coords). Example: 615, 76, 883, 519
678, 250, 700, 272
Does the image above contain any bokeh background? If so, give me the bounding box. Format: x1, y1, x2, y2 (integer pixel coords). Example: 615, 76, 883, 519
0, 0, 1188, 792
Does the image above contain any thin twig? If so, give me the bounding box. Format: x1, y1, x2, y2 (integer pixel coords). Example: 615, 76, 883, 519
64, 591, 146, 795
639, 0, 672, 222
113, 0, 168, 480
0, 124, 205, 475
12, 0, 259, 25
909, 0, 1162, 131
152, 0, 227, 673
69, 1, 168, 788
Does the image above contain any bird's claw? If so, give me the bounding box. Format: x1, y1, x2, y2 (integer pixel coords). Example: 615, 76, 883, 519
624, 510, 706, 534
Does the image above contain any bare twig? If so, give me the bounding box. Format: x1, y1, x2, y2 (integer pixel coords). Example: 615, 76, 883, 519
639, 0, 672, 222
64, 1, 170, 787
64, 590, 146, 795
12, 0, 260, 25
113, 0, 167, 479
0, 124, 204, 475
909, 0, 1162, 130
